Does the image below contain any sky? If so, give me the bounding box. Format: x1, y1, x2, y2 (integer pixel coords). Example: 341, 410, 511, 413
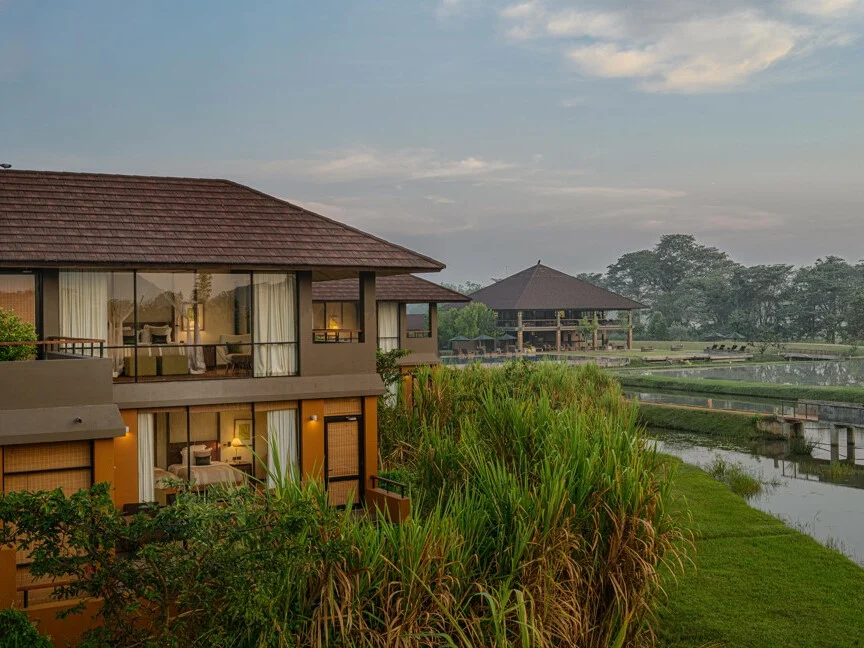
1, 0, 863, 284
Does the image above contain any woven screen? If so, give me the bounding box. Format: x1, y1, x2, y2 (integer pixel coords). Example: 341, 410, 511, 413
328, 480, 358, 507
253, 400, 298, 413
327, 421, 359, 478
323, 398, 362, 416
4, 469, 91, 496
4, 441, 91, 474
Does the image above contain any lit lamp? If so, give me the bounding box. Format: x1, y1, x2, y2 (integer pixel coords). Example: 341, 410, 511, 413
231, 437, 243, 462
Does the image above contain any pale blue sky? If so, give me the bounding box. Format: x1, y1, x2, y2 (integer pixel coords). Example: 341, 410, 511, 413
2, 0, 863, 283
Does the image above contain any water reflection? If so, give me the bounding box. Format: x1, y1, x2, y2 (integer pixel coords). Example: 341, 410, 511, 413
653, 427, 864, 565
638, 359, 864, 387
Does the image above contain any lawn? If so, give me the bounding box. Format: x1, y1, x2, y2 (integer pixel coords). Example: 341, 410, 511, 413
659, 462, 864, 647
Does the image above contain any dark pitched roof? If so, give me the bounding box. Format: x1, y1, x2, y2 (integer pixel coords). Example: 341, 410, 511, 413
313, 274, 470, 303
468, 263, 646, 311
0, 170, 443, 275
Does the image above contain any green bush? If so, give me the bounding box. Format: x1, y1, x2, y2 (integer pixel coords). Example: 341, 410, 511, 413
0, 609, 51, 648
0, 307, 37, 362
637, 402, 772, 440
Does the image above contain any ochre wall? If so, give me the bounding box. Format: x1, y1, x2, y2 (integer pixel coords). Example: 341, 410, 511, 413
363, 396, 378, 492
300, 399, 325, 482
114, 410, 139, 508
27, 599, 101, 647
93, 438, 115, 505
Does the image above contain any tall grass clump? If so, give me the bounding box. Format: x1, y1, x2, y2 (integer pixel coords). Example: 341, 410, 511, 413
371, 361, 688, 647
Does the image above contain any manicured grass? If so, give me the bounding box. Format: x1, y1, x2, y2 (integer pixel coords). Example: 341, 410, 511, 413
619, 373, 864, 405
637, 402, 771, 440
659, 462, 864, 647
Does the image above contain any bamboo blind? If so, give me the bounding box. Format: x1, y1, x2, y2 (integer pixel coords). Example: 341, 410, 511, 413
4, 469, 91, 497
323, 398, 362, 416
327, 480, 358, 507
3, 441, 91, 474
327, 421, 359, 477
253, 400, 298, 413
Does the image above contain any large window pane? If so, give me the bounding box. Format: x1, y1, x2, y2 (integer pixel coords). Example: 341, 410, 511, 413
313, 301, 361, 343
253, 273, 297, 377
377, 302, 399, 351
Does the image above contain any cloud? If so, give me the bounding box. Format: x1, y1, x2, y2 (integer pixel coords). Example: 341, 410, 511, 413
532, 185, 686, 200
225, 148, 517, 183
424, 194, 457, 204
786, 0, 861, 17
559, 97, 586, 107
499, 0, 858, 92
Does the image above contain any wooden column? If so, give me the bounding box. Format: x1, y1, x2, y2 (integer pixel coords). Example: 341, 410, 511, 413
517, 311, 524, 352
627, 327, 634, 351
556, 313, 561, 351
592, 328, 598, 350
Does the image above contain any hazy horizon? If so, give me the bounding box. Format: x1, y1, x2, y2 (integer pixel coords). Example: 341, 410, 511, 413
2, 0, 863, 284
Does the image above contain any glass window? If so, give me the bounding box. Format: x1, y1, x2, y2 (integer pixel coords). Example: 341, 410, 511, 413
313, 301, 361, 342
377, 302, 400, 350
252, 273, 297, 377
405, 303, 431, 338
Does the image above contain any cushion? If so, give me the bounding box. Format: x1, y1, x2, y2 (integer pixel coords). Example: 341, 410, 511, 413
226, 343, 245, 354
180, 444, 208, 464
123, 335, 137, 345
194, 455, 212, 466
151, 334, 169, 344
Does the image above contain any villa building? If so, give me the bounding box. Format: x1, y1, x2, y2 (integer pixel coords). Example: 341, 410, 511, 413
468, 263, 647, 352
0, 169, 448, 632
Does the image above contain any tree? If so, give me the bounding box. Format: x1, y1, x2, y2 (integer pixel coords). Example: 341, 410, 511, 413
0, 307, 37, 361
437, 302, 498, 348
441, 281, 484, 296
646, 312, 669, 340
791, 257, 857, 343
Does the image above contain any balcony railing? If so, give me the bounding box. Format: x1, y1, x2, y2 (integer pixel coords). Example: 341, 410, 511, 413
313, 329, 362, 343
406, 329, 432, 339
1, 340, 299, 382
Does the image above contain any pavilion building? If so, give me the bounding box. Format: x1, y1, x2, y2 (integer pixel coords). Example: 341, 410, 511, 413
468, 263, 647, 352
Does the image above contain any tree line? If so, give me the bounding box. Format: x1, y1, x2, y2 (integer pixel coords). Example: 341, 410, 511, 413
582, 234, 864, 343
438, 234, 864, 346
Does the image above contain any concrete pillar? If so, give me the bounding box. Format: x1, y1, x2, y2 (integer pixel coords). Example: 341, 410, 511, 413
627, 327, 633, 351
555, 329, 561, 352
592, 328, 598, 350
831, 426, 841, 463
847, 428, 857, 464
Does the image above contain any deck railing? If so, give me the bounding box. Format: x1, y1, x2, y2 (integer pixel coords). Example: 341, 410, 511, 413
370, 475, 409, 498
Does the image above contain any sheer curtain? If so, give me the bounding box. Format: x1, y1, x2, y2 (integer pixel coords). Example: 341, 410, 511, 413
377, 302, 400, 352
59, 271, 109, 356
137, 413, 155, 502
253, 273, 297, 377
266, 409, 298, 487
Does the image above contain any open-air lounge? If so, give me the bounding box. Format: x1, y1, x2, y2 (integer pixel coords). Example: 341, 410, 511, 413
468, 262, 647, 352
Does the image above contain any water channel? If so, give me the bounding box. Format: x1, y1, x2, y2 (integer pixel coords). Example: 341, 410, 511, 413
634, 358, 864, 387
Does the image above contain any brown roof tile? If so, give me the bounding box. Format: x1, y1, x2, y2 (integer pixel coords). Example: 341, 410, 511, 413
469, 263, 647, 311
313, 274, 470, 303
0, 170, 444, 273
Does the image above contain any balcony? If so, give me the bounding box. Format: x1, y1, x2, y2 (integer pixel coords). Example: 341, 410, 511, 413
4, 338, 299, 383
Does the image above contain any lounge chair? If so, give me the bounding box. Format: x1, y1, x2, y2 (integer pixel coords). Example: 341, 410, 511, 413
717, 344, 726, 351
729, 345, 738, 352
739, 345, 748, 353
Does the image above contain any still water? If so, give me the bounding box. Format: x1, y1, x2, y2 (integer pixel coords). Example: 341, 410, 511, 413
653, 426, 864, 565
637, 359, 864, 387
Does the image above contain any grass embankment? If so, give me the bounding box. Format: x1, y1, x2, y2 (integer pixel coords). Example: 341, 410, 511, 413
637, 402, 771, 440
659, 461, 864, 647
620, 373, 864, 405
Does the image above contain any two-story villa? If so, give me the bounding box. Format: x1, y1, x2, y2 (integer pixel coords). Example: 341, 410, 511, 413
0, 170, 450, 620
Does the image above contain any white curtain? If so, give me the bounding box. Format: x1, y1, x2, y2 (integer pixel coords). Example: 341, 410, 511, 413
266, 409, 298, 487
59, 271, 109, 356
138, 413, 155, 502
377, 301, 400, 352
253, 273, 297, 377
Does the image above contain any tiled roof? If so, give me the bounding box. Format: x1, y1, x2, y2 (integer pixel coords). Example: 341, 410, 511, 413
313, 274, 470, 303
469, 263, 647, 311
0, 170, 444, 273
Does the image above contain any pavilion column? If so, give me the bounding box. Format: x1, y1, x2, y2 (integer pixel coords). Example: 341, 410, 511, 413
592, 328, 598, 350
556, 312, 561, 351
627, 327, 633, 351
517, 311, 524, 352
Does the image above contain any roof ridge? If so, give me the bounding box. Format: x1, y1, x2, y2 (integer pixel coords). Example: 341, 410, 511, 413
0, 168, 234, 184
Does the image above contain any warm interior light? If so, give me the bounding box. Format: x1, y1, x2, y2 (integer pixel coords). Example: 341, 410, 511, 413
231, 437, 243, 448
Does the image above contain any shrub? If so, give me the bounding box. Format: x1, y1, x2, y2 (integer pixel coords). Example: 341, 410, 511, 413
0, 307, 37, 362
706, 457, 762, 499
0, 608, 51, 648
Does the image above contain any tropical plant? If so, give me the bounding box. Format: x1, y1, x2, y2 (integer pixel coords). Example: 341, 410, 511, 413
0, 306, 37, 361
0, 608, 51, 647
